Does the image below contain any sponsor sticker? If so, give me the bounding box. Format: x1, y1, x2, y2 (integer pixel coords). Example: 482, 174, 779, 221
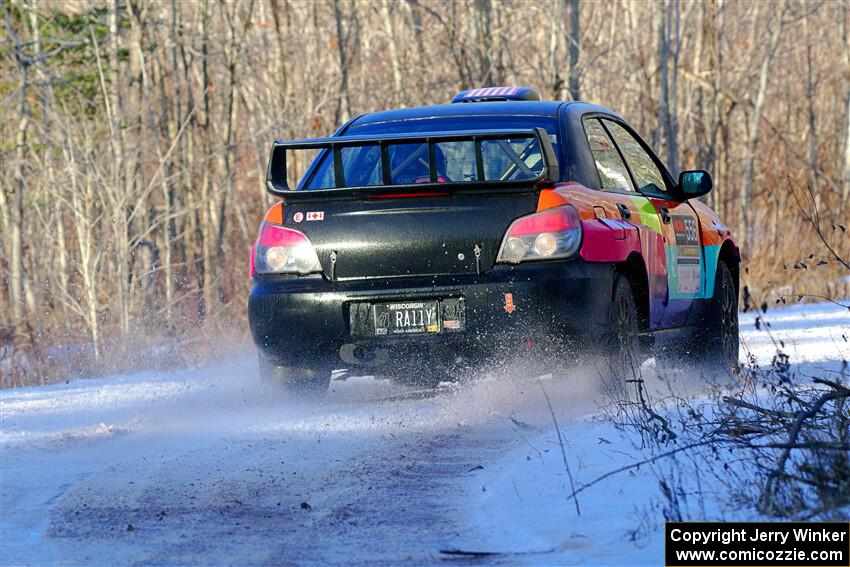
672, 214, 702, 294
293, 212, 304, 223
504, 293, 516, 314
678, 266, 701, 294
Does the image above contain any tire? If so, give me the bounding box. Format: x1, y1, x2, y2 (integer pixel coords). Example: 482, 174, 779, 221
258, 354, 331, 394
602, 273, 642, 401
690, 261, 739, 371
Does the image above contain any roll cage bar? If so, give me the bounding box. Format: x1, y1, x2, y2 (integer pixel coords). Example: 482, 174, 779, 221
265, 128, 560, 198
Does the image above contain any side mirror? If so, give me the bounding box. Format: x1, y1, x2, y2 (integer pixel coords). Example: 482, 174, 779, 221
676, 170, 712, 200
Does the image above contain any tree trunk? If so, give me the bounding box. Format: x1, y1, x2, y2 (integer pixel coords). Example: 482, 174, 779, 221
131, 5, 176, 327
566, 0, 580, 101
803, 17, 819, 208
842, 0, 850, 211
657, 0, 679, 174
110, 0, 131, 337
1, 4, 32, 328
473, 0, 493, 85
200, 0, 213, 319
333, 0, 352, 124
381, 0, 404, 106
740, 1, 784, 248
62, 118, 101, 363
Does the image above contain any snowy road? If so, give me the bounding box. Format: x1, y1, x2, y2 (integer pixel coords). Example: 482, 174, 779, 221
2, 302, 847, 566
1, 355, 602, 566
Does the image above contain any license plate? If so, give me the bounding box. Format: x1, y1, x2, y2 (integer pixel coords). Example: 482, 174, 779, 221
373, 301, 440, 336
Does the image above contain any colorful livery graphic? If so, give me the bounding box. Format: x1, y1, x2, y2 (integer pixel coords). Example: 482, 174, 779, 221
249, 87, 740, 392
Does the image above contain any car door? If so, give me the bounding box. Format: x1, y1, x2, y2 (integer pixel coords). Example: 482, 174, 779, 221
601, 119, 704, 329
581, 118, 669, 331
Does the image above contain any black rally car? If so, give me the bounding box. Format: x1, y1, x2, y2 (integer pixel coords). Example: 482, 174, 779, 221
249, 87, 740, 391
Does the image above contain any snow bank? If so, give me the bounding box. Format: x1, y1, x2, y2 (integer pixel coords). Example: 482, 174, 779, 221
459, 300, 848, 565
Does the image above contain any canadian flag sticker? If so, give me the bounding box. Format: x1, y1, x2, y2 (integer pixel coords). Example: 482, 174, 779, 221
306, 211, 324, 221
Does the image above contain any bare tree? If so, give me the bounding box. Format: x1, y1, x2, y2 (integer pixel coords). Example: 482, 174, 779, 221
1, 0, 33, 329
842, 0, 850, 208
333, 0, 354, 124
1, 0, 848, 385
657, 0, 680, 175
381, 0, 404, 106
740, 1, 785, 246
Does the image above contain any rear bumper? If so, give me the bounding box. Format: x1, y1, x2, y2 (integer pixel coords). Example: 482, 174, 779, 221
248, 259, 614, 367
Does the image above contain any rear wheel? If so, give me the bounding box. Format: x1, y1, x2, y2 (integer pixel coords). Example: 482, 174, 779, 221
690, 261, 739, 371
602, 273, 641, 401
258, 355, 331, 394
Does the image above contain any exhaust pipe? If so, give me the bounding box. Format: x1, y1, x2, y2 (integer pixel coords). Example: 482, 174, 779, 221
339, 343, 389, 366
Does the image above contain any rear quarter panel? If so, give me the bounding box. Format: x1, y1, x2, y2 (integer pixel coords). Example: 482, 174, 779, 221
537, 183, 738, 329
537, 183, 669, 328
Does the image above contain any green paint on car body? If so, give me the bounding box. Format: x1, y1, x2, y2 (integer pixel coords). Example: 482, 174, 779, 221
627, 195, 663, 234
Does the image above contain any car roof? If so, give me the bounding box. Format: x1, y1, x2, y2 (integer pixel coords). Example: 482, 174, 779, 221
348, 100, 623, 128
336, 100, 628, 188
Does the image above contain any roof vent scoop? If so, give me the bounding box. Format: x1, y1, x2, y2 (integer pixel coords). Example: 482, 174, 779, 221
451, 86, 542, 104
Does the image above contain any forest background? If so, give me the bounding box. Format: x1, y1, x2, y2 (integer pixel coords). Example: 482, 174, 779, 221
1, 0, 848, 385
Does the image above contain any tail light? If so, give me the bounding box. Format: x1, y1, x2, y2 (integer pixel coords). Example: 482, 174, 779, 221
496, 206, 582, 264
252, 222, 322, 276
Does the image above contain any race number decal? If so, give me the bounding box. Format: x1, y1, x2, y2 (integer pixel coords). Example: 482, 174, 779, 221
672, 215, 701, 294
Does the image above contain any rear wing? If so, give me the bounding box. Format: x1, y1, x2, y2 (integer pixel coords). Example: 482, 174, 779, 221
265, 128, 560, 198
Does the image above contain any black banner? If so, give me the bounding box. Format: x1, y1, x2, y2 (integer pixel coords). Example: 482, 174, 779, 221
665, 522, 849, 567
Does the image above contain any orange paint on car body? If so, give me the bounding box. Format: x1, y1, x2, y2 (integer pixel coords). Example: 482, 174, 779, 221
537, 182, 632, 221
264, 202, 284, 225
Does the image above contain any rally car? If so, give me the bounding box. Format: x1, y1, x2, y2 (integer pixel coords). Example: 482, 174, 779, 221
249, 87, 740, 392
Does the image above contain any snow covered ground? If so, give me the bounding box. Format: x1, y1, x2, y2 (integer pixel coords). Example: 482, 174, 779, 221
459, 301, 849, 564
1, 301, 847, 566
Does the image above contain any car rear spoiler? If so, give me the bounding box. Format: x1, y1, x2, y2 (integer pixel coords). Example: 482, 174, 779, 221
265, 128, 559, 199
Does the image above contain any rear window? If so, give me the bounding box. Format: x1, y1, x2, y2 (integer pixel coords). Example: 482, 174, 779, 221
300, 116, 560, 190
